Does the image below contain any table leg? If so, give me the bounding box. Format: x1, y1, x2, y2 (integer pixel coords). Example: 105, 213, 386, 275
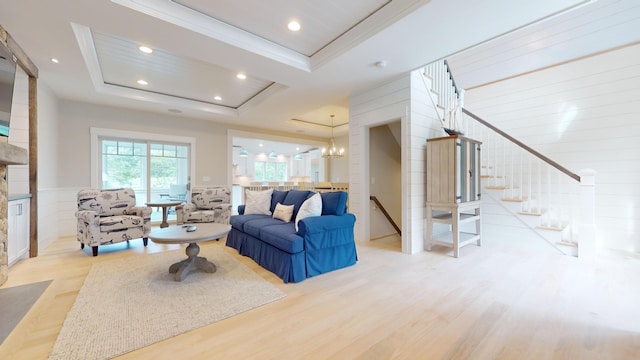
167, 242, 217, 281
160, 206, 169, 228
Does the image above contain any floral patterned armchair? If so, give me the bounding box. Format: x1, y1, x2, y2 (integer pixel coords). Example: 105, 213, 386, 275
176, 186, 232, 225
76, 188, 152, 256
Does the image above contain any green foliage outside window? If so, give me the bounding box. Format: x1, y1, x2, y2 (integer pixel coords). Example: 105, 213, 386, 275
102, 140, 188, 189
254, 161, 287, 181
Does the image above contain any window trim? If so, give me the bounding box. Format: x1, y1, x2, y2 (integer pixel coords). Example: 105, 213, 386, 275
90, 127, 196, 189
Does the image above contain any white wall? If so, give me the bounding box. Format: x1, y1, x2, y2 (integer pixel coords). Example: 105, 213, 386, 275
350, 71, 442, 253
58, 100, 230, 188
55, 100, 231, 236
37, 81, 61, 250
328, 134, 349, 183
55, 100, 327, 237
6, 68, 61, 252
464, 44, 640, 253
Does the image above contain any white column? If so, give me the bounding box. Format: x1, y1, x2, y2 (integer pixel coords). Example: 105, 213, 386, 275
578, 169, 597, 261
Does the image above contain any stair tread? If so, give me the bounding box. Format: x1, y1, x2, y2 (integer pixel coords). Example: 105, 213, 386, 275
537, 225, 565, 232
518, 211, 543, 216
501, 197, 527, 202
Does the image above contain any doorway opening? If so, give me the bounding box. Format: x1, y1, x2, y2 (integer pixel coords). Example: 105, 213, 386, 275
368, 121, 402, 250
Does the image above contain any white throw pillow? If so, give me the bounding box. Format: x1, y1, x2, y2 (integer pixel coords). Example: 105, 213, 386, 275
244, 188, 273, 215
272, 202, 294, 223
295, 193, 322, 232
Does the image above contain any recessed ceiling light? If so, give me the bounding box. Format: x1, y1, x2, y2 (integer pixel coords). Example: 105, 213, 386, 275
139, 46, 153, 54
214, 96, 222, 101
259, 143, 263, 147
51, 58, 59, 64
288, 21, 301, 32
137, 79, 148, 85
237, 73, 247, 80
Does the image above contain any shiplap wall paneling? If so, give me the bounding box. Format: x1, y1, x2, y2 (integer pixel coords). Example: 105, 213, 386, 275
350, 74, 411, 251
464, 44, 640, 253
8, 67, 29, 195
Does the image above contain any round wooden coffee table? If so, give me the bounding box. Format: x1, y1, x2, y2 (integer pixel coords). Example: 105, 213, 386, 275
149, 223, 231, 281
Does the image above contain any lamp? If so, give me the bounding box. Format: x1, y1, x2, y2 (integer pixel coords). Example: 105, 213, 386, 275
239, 148, 248, 157
322, 115, 345, 159
268, 150, 278, 159
294, 153, 302, 160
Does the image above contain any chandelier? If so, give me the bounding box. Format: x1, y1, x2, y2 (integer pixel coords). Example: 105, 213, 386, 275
322, 115, 345, 159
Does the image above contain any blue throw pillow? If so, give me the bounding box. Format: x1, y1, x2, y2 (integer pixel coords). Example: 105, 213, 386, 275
282, 190, 312, 218
270, 190, 288, 213
320, 191, 348, 215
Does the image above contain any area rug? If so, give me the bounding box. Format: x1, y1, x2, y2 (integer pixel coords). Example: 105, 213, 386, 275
0, 280, 52, 345
49, 246, 285, 360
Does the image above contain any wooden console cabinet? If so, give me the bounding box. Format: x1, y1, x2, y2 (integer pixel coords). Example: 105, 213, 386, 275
425, 135, 482, 257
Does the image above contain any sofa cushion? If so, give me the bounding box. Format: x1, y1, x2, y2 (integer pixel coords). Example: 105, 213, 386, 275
99, 215, 143, 231
295, 192, 322, 232
272, 203, 294, 223
270, 190, 288, 213
320, 191, 348, 216
185, 210, 215, 223
282, 190, 312, 218
78, 188, 137, 216
244, 217, 287, 238
230, 214, 270, 232
259, 222, 304, 253
191, 187, 230, 210
244, 189, 273, 215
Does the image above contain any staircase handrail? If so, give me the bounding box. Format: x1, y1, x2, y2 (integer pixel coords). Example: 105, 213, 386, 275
462, 108, 581, 183
369, 196, 401, 236
443, 59, 461, 99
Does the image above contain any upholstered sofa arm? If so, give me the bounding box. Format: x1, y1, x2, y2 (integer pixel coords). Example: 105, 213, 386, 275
125, 206, 152, 236
76, 210, 100, 227
215, 203, 232, 213
176, 203, 196, 224
125, 206, 152, 220
297, 214, 356, 250
76, 210, 100, 246
213, 203, 232, 224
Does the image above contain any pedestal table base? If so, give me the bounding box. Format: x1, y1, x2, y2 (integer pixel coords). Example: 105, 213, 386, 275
167, 242, 216, 281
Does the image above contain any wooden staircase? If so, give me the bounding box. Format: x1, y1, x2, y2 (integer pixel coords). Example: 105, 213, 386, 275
422, 60, 593, 257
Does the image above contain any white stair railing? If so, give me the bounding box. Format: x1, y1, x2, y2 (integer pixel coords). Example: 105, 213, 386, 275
464, 110, 584, 255
423, 61, 463, 131
421, 59, 595, 257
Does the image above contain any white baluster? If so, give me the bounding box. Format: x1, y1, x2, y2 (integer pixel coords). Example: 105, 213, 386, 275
546, 165, 551, 227
537, 159, 542, 214
509, 144, 514, 198
527, 156, 533, 213
518, 149, 523, 201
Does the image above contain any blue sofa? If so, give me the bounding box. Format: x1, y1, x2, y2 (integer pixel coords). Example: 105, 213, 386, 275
226, 189, 357, 283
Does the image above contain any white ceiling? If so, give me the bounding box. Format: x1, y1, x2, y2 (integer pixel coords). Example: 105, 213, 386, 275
0, 0, 637, 138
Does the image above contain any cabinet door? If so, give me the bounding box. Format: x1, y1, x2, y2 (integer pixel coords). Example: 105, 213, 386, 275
8, 199, 29, 266
457, 138, 481, 203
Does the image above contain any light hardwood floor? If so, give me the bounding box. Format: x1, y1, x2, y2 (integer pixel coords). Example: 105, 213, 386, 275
1, 231, 639, 359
